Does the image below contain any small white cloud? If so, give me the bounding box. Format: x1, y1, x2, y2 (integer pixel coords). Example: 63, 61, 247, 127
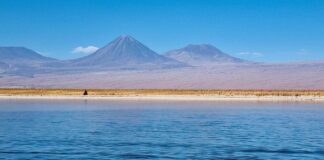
238, 52, 263, 57
72, 46, 98, 54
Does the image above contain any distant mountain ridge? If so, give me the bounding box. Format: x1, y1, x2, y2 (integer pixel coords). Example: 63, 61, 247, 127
165, 44, 244, 65
0, 47, 55, 63
0, 47, 58, 76
72, 35, 184, 68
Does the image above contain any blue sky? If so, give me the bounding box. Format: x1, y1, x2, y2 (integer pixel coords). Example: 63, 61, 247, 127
0, 0, 323, 62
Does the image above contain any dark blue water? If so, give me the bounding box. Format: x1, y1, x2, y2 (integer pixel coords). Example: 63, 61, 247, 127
0, 99, 323, 159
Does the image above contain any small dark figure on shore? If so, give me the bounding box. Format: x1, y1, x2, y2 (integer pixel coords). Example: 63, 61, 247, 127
83, 90, 88, 96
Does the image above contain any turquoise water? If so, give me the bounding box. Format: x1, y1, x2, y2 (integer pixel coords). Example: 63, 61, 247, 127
0, 99, 323, 159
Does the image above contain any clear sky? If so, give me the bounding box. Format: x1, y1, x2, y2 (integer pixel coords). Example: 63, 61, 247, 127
0, 0, 323, 62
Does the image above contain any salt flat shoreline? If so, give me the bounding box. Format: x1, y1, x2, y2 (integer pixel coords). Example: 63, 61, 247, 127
1, 94, 324, 102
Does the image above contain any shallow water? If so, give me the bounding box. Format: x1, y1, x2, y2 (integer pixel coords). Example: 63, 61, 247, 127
0, 99, 323, 159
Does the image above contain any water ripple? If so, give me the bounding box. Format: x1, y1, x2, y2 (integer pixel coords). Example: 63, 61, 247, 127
241, 148, 324, 155
118, 153, 158, 159
0, 150, 90, 155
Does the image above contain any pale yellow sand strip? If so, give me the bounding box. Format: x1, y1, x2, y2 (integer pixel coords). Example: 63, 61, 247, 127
0, 95, 324, 102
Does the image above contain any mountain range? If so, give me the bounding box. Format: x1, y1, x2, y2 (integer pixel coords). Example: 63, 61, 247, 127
0, 35, 245, 73
1, 35, 324, 89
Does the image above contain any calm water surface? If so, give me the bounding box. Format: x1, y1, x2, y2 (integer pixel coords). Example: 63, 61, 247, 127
0, 99, 323, 159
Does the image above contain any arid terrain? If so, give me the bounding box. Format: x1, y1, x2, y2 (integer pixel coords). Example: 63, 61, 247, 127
1, 88, 324, 97
1, 62, 324, 90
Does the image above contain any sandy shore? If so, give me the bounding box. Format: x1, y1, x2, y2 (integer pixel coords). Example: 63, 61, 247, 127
1, 94, 324, 102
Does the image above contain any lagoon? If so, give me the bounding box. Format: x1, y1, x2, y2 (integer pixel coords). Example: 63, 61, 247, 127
0, 99, 323, 159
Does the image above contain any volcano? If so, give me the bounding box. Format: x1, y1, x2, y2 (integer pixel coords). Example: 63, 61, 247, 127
73, 35, 184, 69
